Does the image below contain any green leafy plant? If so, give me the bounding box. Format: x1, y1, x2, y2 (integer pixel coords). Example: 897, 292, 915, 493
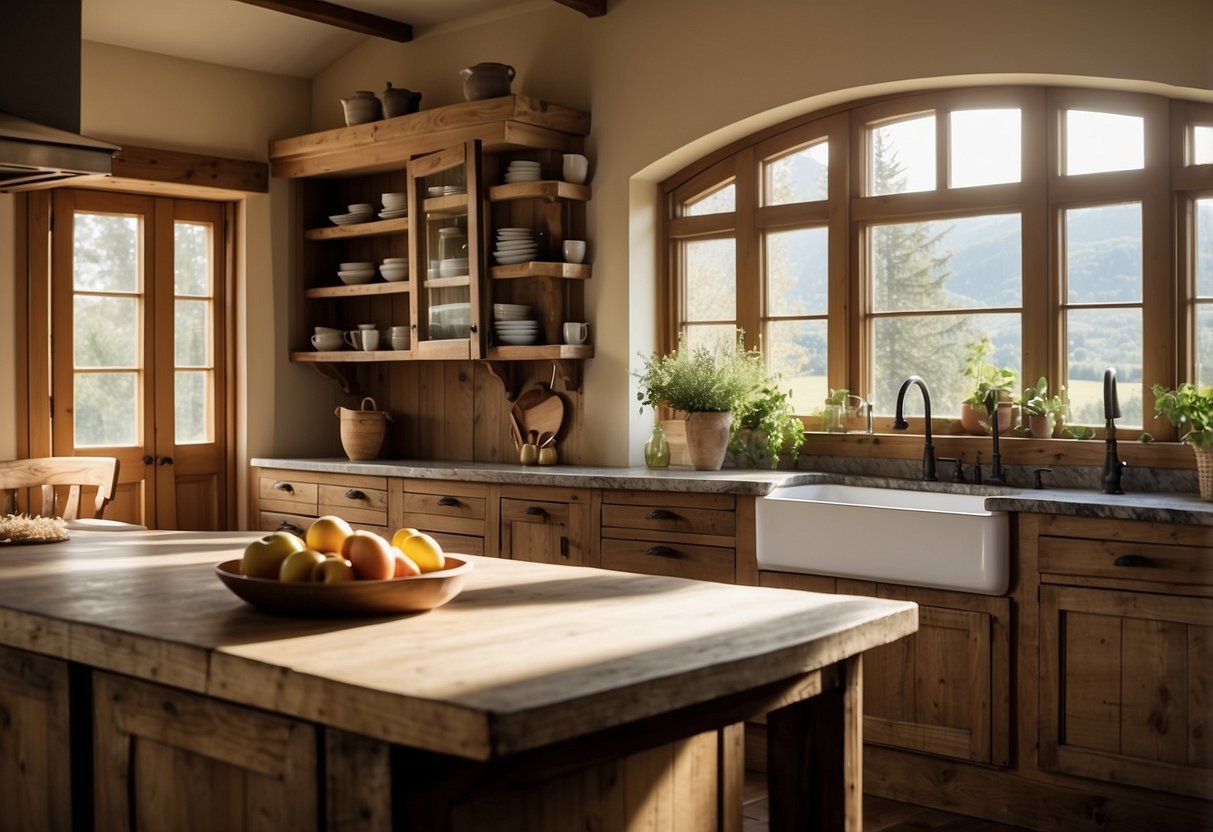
824, 388, 850, 406
963, 336, 1017, 406
730, 384, 807, 467
1151, 383, 1213, 449
1019, 377, 1066, 417
635, 331, 805, 468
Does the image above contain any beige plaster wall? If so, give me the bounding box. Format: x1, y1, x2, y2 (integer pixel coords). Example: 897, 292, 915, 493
311, 0, 1213, 465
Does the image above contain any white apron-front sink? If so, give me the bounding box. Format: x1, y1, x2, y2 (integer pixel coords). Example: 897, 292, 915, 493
756, 484, 1010, 595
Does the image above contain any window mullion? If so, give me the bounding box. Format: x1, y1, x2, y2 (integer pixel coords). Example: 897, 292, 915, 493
735, 147, 761, 350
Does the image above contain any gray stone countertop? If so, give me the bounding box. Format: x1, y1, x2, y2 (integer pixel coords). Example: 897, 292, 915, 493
251, 458, 1213, 526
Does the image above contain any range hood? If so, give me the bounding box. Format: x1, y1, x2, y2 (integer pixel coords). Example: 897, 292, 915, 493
0, 110, 118, 190
0, 1, 119, 192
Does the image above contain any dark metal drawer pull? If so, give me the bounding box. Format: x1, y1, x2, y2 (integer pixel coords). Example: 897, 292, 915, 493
272, 481, 294, 494
522, 506, 546, 517
645, 509, 678, 521
344, 489, 366, 501
277, 521, 304, 536
645, 545, 681, 558
437, 496, 460, 507
1113, 554, 1152, 568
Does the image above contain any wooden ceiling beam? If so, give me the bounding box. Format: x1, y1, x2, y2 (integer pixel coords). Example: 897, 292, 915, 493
232, 0, 413, 42
552, 0, 606, 16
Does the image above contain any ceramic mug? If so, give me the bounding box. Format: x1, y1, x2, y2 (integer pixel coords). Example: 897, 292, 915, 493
314, 326, 342, 337
388, 325, 410, 350
357, 323, 376, 331
563, 240, 586, 264
311, 333, 343, 350
344, 330, 363, 350
361, 329, 380, 351
562, 153, 588, 184
563, 322, 588, 345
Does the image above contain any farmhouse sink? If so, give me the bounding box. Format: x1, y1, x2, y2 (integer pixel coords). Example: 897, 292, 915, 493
755, 484, 1010, 595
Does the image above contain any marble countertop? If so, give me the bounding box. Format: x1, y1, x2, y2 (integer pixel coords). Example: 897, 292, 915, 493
251, 457, 1213, 525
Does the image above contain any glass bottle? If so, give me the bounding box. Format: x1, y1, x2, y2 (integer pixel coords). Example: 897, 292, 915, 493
644, 421, 670, 469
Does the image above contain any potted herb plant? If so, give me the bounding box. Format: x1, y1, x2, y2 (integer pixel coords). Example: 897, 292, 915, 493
1151, 382, 1213, 501
730, 383, 807, 468
1019, 377, 1066, 438
961, 336, 1017, 435
635, 332, 799, 470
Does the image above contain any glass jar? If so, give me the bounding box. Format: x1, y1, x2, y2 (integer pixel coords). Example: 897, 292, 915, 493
644, 421, 670, 469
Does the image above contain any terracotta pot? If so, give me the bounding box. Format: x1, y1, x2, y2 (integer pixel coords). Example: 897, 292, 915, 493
335, 397, 390, 460
683, 411, 732, 471
960, 401, 1013, 435
1027, 413, 1055, 439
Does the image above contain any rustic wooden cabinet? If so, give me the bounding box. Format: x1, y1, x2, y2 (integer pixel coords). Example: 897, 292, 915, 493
599, 490, 741, 584
0, 645, 74, 832
394, 478, 494, 556
269, 96, 593, 377
1034, 514, 1213, 801
499, 484, 594, 565
759, 572, 1011, 766
92, 672, 319, 830
252, 467, 390, 537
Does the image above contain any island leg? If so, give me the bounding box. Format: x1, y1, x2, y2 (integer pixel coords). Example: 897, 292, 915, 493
765, 655, 862, 831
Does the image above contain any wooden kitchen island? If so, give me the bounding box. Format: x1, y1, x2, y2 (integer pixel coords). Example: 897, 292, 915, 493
0, 530, 916, 831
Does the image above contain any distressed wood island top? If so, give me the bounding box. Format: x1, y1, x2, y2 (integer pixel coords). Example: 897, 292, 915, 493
0, 530, 917, 830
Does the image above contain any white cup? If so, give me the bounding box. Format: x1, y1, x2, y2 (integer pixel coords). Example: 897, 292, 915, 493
344, 330, 363, 350
562, 153, 588, 184
311, 334, 343, 350
361, 329, 380, 351
563, 322, 588, 345
357, 323, 376, 331
388, 325, 410, 350
314, 326, 342, 337
563, 240, 586, 264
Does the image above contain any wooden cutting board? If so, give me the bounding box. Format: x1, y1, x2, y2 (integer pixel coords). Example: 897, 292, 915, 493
512, 385, 564, 444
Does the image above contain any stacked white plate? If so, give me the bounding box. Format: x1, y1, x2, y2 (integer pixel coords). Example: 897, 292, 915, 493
329, 203, 376, 226
379, 192, 407, 219
430, 302, 471, 340
503, 160, 542, 183
425, 185, 466, 197
494, 319, 540, 346
338, 261, 376, 285
493, 303, 532, 321
494, 228, 538, 265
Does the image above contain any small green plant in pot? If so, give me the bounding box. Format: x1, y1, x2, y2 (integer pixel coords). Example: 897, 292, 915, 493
1019, 377, 1066, 438
961, 336, 1017, 435
635, 332, 803, 470
1151, 382, 1213, 501
730, 383, 807, 468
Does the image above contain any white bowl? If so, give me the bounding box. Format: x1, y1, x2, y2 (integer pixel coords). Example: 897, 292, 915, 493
383, 257, 408, 265
493, 303, 531, 313
340, 261, 374, 270
338, 272, 376, 285
380, 268, 408, 283
348, 203, 374, 212
381, 192, 406, 204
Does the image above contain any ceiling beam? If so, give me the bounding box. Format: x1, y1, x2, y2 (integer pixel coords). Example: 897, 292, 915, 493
232, 0, 413, 42
553, 0, 606, 17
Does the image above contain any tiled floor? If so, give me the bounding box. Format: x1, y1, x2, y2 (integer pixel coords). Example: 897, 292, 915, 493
742, 773, 1035, 831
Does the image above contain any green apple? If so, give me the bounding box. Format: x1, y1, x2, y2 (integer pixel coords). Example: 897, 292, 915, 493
241, 531, 305, 579
279, 548, 327, 582
312, 555, 356, 583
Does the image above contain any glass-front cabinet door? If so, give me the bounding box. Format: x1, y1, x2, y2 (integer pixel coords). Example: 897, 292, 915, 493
407, 140, 486, 359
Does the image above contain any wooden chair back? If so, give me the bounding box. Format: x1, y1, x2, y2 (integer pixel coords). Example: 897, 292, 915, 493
0, 457, 120, 520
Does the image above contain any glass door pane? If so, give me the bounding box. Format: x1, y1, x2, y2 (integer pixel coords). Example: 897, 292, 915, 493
174, 220, 214, 444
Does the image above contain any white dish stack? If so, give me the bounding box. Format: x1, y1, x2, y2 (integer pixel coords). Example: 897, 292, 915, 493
379, 192, 407, 219
493, 303, 539, 346
380, 257, 408, 282
338, 261, 376, 285
493, 228, 538, 265
503, 160, 542, 183
329, 203, 376, 226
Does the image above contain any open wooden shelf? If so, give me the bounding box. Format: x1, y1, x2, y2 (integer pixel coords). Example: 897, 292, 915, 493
485, 344, 593, 360
303, 216, 408, 241
490, 262, 591, 280
304, 282, 410, 299
292, 350, 414, 362
488, 180, 590, 202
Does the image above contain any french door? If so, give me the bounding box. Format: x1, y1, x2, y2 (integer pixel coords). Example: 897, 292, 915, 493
48, 189, 230, 529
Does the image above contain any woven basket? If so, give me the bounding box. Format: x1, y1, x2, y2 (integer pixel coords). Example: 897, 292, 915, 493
335, 397, 389, 461
1194, 446, 1213, 502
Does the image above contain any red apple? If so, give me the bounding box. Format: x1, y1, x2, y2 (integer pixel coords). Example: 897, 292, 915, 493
341, 530, 394, 580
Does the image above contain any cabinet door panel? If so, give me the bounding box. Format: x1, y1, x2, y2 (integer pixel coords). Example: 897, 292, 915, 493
94, 672, 319, 831
0, 646, 73, 832
1040, 585, 1213, 799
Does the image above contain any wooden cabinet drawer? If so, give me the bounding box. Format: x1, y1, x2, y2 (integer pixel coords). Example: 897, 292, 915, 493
424, 531, 485, 557
601, 502, 735, 537
601, 537, 735, 584
501, 497, 571, 527
403, 489, 486, 522
319, 483, 388, 526
1039, 536, 1212, 587
258, 510, 312, 536
258, 475, 318, 514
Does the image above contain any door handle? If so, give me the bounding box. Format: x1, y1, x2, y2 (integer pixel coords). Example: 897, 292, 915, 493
1113, 553, 1152, 568
142, 455, 154, 465
344, 489, 366, 501
560, 536, 569, 559
437, 496, 460, 507
276, 520, 304, 536
272, 481, 295, 494
645, 545, 681, 558
158, 456, 174, 465
645, 509, 679, 521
